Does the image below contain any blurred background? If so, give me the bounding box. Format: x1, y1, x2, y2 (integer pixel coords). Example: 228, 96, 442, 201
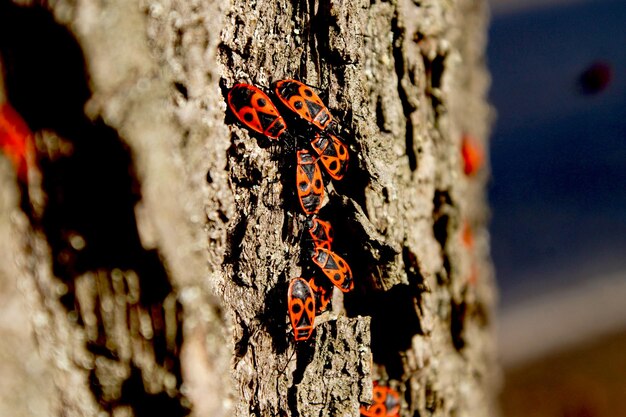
487, 0, 626, 416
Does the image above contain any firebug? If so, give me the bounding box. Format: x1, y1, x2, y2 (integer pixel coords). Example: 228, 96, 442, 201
227, 83, 287, 139
461, 134, 484, 176
296, 149, 325, 215
360, 382, 401, 417
311, 247, 354, 292
273, 79, 334, 131
287, 277, 316, 342
311, 133, 349, 180
0, 103, 34, 183
307, 218, 334, 251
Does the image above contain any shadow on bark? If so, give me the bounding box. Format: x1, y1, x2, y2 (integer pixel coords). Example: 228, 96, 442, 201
0, 3, 187, 416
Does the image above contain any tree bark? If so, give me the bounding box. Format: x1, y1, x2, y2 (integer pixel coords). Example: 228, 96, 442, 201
0, 0, 497, 416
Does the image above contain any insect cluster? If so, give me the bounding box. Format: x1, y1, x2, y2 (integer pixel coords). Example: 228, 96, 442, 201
227, 80, 402, 416
227, 79, 353, 343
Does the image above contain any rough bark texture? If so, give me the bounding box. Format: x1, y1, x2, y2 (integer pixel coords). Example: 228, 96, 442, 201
0, 0, 497, 416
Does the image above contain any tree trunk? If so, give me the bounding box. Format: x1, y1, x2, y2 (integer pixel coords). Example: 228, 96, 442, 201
0, 0, 497, 416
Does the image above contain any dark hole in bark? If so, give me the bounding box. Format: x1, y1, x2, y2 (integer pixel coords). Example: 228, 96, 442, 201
307, 0, 329, 72
430, 55, 445, 90
89, 368, 104, 402
391, 14, 418, 172
375, 95, 392, 133
349, 283, 424, 379
224, 212, 248, 262
0, 3, 186, 414
423, 53, 446, 114
450, 298, 467, 351
433, 189, 453, 279
259, 272, 291, 354
234, 316, 251, 360
121, 365, 189, 417
339, 244, 427, 379
335, 212, 424, 379
424, 381, 443, 413
287, 341, 315, 417
382, 187, 389, 203
330, 141, 370, 215
217, 209, 229, 223
404, 118, 418, 171
173, 82, 188, 100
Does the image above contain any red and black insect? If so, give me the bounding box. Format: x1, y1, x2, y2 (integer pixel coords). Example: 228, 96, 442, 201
311, 247, 353, 292
308, 276, 333, 313
360, 382, 401, 417
307, 218, 334, 250
296, 149, 325, 215
227, 83, 287, 139
273, 79, 334, 131
287, 277, 316, 342
0, 103, 34, 183
311, 133, 349, 180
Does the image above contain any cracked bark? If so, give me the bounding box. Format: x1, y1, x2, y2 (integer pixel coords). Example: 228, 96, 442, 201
0, 0, 497, 416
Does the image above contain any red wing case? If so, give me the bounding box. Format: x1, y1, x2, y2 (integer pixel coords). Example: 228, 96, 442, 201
0, 103, 34, 182
311, 248, 354, 292
311, 133, 349, 180
274, 79, 333, 131
227, 83, 287, 139
288, 277, 316, 341
296, 150, 324, 215
307, 218, 334, 250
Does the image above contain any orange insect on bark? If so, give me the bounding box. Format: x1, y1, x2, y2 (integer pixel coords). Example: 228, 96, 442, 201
288, 278, 316, 342
360, 382, 401, 417
307, 218, 334, 251
273, 79, 333, 131
0, 103, 34, 182
296, 149, 325, 215
227, 83, 287, 139
461, 221, 474, 249
461, 134, 484, 176
311, 133, 349, 180
311, 248, 354, 293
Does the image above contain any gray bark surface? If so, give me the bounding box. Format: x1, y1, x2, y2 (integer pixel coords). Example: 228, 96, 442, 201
0, 0, 497, 416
